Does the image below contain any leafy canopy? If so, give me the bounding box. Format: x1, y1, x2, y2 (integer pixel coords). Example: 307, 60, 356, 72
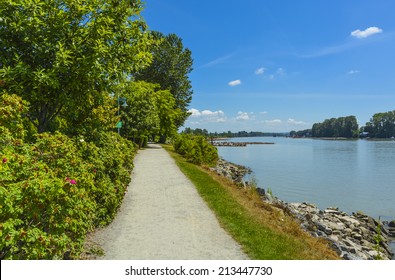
134, 31, 193, 128
119, 81, 182, 143
0, 0, 154, 134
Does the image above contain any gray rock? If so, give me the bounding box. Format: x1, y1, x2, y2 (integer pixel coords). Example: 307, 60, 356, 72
342, 253, 361, 260
255, 190, 394, 260
256, 187, 265, 196
317, 223, 332, 235
352, 233, 363, 241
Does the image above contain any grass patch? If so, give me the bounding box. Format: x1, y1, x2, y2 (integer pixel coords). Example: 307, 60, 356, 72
163, 144, 339, 260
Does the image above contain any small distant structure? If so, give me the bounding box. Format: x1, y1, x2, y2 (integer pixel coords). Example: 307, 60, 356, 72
359, 132, 369, 138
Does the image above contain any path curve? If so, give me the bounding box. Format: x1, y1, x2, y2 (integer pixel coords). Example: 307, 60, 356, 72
90, 144, 247, 260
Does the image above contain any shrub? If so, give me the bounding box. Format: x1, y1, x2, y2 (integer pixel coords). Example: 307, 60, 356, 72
78, 132, 136, 226
173, 134, 218, 165
0, 93, 137, 259
0, 133, 96, 259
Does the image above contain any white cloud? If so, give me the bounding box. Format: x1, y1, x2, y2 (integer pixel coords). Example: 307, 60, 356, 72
187, 108, 226, 123
260, 111, 268, 115
189, 108, 201, 117
255, 67, 265, 75
201, 109, 223, 117
287, 118, 307, 125
347, 70, 360, 75
351, 27, 383, 39
236, 111, 250, 121
228, 79, 241, 86
262, 119, 282, 125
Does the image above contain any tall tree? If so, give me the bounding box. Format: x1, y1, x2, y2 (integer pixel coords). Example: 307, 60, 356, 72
312, 116, 358, 138
363, 110, 395, 138
120, 81, 159, 142
134, 31, 193, 127
0, 0, 154, 134
119, 81, 181, 144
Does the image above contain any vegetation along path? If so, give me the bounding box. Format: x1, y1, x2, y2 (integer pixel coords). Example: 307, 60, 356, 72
90, 144, 247, 259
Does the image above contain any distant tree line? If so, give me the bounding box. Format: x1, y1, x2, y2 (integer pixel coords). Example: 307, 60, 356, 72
311, 116, 359, 138
181, 128, 287, 138
290, 110, 395, 139
289, 129, 312, 138
362, 110, 395, 138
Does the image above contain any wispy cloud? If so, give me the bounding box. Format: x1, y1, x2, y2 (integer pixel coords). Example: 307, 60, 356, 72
347, 70, 360, 75
261, 119, 282, 125
351, 27, 383, 39
228, 79, 241, 86
300, 27, 384, 59
255, 67, 265, 75
300, 41, 360, 58
276, 67, 285, 75
200, 53, 235, 68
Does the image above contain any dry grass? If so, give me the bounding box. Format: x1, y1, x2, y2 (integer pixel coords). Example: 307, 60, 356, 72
202, 166, 340, 259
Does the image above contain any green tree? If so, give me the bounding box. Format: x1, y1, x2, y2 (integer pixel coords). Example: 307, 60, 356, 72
119, 81, 181, 145
0, 0, 154, 134
312, 116, 358, 138
152, 88, 182, 142
120, 81, 159, 143
363, 110, 395, 138
134, 31, 193, 128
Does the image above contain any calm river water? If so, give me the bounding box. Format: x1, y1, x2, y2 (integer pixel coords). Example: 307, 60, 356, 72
217, 137, 395, 221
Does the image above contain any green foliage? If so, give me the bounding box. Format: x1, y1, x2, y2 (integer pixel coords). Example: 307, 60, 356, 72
153, 88, 182, 142
1, 132, 96, 259
77, 132, 136, 226
134, 32, 193, 127
363, 110, 395, 138
119, 81, 160, 141
289, 129, 312, 138
0, 93, 36, 142
119, 81, 181, 144
312, 116, 359, 138
182, 128, 288, 138
173, 134, 218, 165
0, 94, 136, 259
373, 218, 383, 260
0, 0, 154, 134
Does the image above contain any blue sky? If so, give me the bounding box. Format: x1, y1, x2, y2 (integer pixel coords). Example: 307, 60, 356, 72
142, 0, 395, 132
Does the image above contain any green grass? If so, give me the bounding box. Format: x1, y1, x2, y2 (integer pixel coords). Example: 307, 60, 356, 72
163, 144, 339, 260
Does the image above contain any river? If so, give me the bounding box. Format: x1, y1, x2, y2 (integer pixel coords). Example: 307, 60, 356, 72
217, 137, 395, 222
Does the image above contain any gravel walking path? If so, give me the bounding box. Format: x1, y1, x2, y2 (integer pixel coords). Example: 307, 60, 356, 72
90, 144, 247, 260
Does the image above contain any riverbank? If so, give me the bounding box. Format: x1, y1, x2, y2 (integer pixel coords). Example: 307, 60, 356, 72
165, 146, 339, 259
211, 157, 394, 260
265, 198, 395, 260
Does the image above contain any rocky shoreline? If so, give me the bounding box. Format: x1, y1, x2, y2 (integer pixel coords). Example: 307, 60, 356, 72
265, 198, 395, 260
210, 158, 252, 183
212, 157, 395, 260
